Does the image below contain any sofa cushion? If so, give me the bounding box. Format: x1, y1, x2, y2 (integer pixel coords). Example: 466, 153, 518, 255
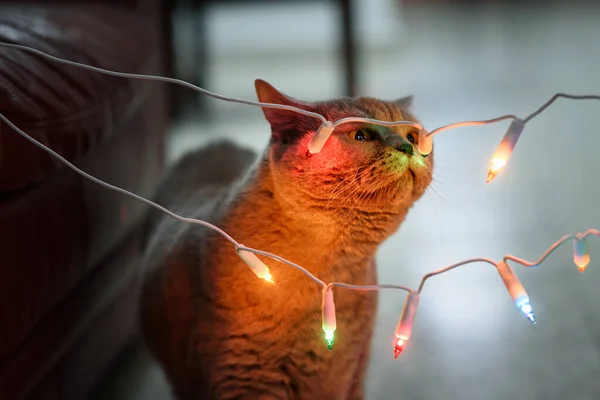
0, 5, 152, 192
0, 5, 166, 359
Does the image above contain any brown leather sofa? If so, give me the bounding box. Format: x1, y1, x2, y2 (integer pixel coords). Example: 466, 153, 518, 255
0, 2, 169, 398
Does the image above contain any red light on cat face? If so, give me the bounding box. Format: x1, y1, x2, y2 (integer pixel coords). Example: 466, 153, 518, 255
393, 338, 405, 359
307, 122, 335, 154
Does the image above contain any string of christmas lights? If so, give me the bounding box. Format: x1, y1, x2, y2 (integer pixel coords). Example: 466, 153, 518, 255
0, 42, 529, 158
0, 42, 598, 358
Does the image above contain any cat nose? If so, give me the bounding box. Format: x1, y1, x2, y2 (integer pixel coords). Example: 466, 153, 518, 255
386, 135, 414, 156
397, 143, 413, 156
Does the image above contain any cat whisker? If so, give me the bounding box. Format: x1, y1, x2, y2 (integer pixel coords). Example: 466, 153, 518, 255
325, 167, 379, 209
430, 170, 459, 186
424, 190, 445, 245
344, 171, 397, 208
340, 176, 394, 220
426, 182, 458, 207
325, 169, 366, 208
335, 182, 372, 220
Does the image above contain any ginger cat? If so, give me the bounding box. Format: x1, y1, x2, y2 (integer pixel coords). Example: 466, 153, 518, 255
140, 80, 433, 400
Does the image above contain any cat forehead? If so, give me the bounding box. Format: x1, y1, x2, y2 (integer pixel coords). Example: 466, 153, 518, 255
317, 97, 412, 123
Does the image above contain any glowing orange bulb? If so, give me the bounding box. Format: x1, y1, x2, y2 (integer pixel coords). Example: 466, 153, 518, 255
487, 156, 508, 183
237, 248, 274, 283
573, 238, 590, 273
485, 118, 524, 183
576, 262, 588, 273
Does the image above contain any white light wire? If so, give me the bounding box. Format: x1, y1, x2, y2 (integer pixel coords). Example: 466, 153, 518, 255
503, 229, 600, 267
5, 42, 597, 142
426, 94, 600, 136
0, 42, 495, 134
523, 94, 600, 123
0, 43, 327, 124
3, 43, 598, 138
427, 115, 517, 136
0, 42, 598, 314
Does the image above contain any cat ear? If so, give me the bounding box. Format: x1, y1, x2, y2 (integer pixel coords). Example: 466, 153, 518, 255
255, 79, 312, 130
393, 95, 414, 110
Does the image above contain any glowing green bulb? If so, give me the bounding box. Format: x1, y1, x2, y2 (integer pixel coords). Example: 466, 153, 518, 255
324, 329, 335, 350
321, 285, 337, 350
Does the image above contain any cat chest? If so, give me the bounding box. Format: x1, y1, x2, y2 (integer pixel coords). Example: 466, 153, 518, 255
221, 261, 379, 342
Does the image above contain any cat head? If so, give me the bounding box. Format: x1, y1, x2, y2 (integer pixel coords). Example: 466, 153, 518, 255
255, 79, 433, 221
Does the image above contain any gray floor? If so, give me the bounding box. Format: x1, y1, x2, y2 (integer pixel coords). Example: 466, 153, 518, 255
97, 3, 600, 399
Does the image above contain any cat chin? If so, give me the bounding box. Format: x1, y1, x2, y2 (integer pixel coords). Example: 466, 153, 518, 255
389, 171, 434, 206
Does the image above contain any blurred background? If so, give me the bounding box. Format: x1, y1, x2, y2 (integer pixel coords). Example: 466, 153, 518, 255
101, 0, 600, 398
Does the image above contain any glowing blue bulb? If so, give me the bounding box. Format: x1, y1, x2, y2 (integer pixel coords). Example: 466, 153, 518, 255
516, 297, 536, 324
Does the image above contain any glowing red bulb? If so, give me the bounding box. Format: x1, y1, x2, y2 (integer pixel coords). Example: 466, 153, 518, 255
393, 338, 405, 359
393, 292, 419, 360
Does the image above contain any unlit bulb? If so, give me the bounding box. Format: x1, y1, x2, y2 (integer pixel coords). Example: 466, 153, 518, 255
417, 130, 432, 156
307, 122, 335, 154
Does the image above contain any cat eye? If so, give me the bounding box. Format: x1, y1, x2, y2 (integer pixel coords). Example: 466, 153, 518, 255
349, 130, 373, 142
407, 131, 429, 158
